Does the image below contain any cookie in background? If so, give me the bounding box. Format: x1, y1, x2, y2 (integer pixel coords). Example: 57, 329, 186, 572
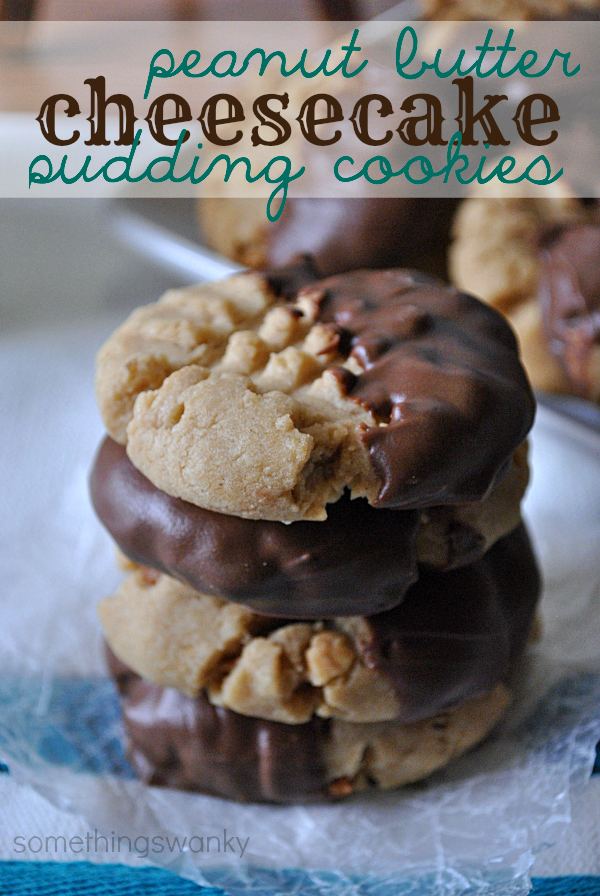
450, 194, 600, 401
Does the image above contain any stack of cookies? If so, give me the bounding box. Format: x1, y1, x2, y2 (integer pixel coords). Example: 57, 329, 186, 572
91, 260, 541, 802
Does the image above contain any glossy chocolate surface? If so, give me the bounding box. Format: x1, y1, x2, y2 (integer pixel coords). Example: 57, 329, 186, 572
261, 252, 320, 300
358, 523, 540, 722
107, 647, 331, 803
106, 525, 540, 801
306, 269, 535, 508
264, 198, 458, 279
91, 437, 421, 617
539, 224, 600, 398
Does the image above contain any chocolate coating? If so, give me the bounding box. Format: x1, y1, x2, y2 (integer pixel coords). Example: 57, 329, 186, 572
262, 252, 321, 301
106, 524, 539, 801
539, 224, 600, 399
263, 198, 458, 279
318, 0, 359, 18
107, 647, 330, 803
358, 523, 540, 722
306, 269, 536, 508
90, 436, 420, 617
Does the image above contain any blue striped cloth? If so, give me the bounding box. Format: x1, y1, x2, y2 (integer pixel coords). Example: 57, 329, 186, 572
1, 862, 600, 895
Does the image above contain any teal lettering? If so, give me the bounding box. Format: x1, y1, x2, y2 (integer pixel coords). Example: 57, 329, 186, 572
144, 49, 176, 98
333, 130, 561, 188
29, 155, 59, 186
395, 27, 424, 79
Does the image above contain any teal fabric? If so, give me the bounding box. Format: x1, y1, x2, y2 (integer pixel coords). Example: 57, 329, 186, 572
0, 862, 213, 893
0, 863, 599, 895
0, 676, 134, 779
531, 882, 600, 896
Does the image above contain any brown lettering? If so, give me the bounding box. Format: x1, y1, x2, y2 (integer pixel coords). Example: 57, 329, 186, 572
453, 76, 509, 146
84, 76, 137, 147
398, 94, 446, 147
145, 94, 192, 146
296, 93, 343, 146
513, 94, 559, 146
349, 94, 393, 146
251, 93, 291, 147
35, 94, 80, 146
198, 94, 244, 146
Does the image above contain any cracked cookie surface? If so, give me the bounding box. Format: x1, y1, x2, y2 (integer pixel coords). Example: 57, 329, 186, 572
109, 645, 511, 802
96, 267, 534, 522
99, 523, 539, 726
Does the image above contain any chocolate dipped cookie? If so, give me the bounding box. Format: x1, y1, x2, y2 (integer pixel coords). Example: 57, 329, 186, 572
108, 646, 512, 803
90, 436, 528, 616
450, 196, 600, 400
95, 266, 534, 522
199, 198, 459, 282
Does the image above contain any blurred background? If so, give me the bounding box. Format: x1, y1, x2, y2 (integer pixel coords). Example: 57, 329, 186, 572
0, 0, 408, 333
0, 200, 199, 332
0, 1, 406, 21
